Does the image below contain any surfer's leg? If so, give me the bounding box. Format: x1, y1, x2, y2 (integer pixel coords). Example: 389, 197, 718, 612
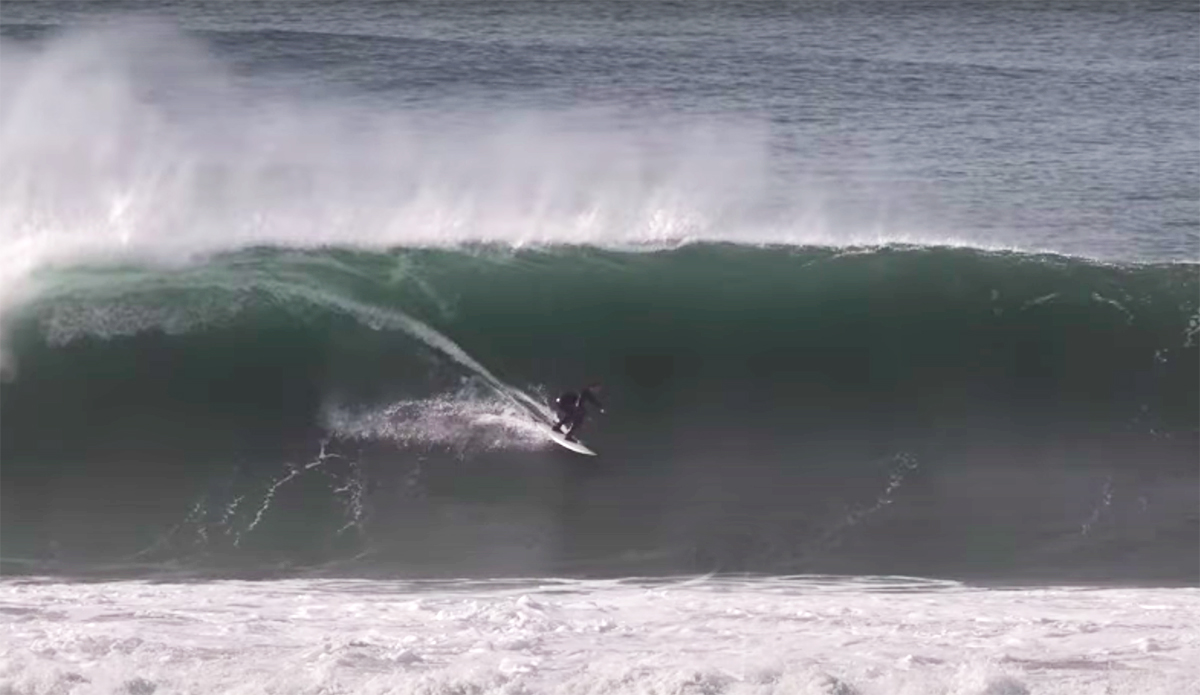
552, 392, 580, 432
564, 413, 585, 441
551, 407, 572, 432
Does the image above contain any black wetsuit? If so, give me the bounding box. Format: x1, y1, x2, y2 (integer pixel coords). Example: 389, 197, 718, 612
552, 387, 603, 440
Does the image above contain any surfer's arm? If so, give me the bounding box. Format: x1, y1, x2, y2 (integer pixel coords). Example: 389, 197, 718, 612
582, 390, 605, 412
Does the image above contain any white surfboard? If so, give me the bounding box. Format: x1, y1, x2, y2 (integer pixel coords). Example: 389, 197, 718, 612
548, 430, 597, 456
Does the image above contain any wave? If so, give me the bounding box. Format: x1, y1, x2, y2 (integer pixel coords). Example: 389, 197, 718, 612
1, 18, 1196, 584
1, 244, 1196, 583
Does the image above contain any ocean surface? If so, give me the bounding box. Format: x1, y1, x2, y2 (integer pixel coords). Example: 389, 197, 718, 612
1, 1, 1198, 692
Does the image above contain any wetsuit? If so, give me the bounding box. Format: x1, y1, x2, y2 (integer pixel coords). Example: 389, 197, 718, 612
552, 387, 603, 440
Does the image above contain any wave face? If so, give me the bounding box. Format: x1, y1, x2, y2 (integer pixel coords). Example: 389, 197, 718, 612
2, 245, 1197, 583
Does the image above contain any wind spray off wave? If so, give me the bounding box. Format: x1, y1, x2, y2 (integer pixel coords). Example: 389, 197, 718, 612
0, 21, 792, 272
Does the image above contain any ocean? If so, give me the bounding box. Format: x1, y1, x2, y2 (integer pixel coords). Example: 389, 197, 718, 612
1, 1, 1197, 693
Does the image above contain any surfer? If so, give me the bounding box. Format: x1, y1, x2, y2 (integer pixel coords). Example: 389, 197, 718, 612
551, 383, 604, 441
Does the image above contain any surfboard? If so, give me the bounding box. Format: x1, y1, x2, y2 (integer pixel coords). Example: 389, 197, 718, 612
548, 429, 597, 456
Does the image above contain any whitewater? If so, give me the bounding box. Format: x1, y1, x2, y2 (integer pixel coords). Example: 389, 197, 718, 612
2, 1, 1199, 693
5, 577, 1200, 694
